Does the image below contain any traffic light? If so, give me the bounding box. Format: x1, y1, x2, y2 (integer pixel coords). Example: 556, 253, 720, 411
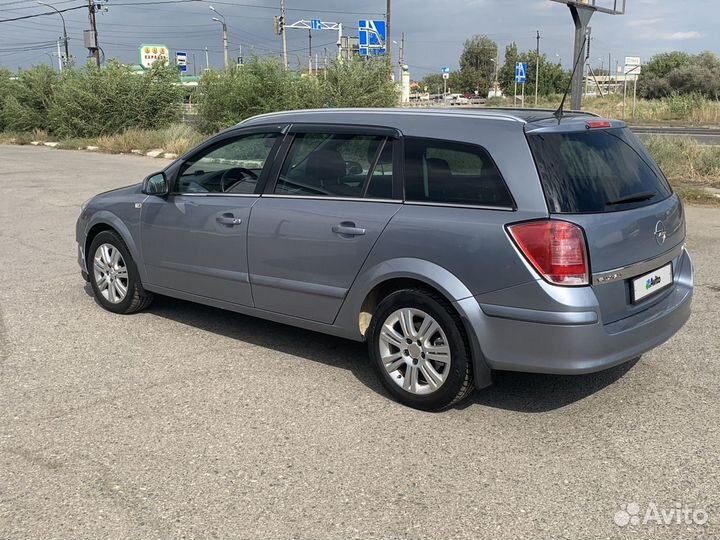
273, 15, 284, 35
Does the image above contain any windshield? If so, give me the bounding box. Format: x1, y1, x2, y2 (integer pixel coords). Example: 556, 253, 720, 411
527, 127, 672, 214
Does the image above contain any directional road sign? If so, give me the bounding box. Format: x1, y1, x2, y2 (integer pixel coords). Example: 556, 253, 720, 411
515, 62, 528, 84
358, 19, 386, 56
310, 19, 322, 30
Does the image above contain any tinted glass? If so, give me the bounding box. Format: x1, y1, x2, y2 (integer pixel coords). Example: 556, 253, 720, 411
527, 128, 672, 213
275, 133, 390, 198
404, 137, 513, 207
176, 133, 278, 194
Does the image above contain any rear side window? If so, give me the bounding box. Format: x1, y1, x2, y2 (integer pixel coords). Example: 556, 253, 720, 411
527, 128, 672, 213
275, 132, 392, 199
404, 137, 513, 208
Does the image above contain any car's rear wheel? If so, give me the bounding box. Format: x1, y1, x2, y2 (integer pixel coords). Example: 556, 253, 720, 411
88, 230, 153, 314
368, 288, 474, 411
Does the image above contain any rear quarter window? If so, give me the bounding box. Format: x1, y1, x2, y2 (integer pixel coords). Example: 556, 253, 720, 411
527, 127, 672, 213
404, 137, 514, 208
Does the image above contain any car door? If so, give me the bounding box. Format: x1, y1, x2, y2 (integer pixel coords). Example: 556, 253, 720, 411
140, 127, 284, 306
247, 125, 401, 324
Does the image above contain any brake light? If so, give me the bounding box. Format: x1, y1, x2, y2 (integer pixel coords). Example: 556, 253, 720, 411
586, 120, 612, 129
507, 220, 589, 286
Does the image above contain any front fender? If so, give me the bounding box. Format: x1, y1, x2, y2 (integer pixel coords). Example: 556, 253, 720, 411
84, 210, 148, 284
336, 257, 492, 389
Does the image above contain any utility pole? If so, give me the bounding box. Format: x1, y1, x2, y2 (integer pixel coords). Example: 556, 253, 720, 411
87, 0, 100, 67
205, 47, 209, 70
385, 0, 391, 76
534, 30, 540, 106
56, 38, 63, 71
308, 28, 312, 74
280, 0, 288, 69
210, 5, 229, 69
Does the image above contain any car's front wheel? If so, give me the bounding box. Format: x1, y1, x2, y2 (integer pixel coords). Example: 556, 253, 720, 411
368, 288, 474, 411
88, 230, 153, 314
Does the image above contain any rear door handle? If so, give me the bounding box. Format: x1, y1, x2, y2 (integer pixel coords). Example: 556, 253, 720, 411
332, 222, 366, 237
217, 214, 242, 226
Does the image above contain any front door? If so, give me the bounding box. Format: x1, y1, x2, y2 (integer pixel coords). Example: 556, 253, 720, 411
141, 129, 282, 306
248, 128, 400, 323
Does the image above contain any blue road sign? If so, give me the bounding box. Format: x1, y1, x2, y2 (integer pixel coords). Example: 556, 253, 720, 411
310, 19, 322, 30
358, 19, 386, 56
441, 67, 450, 74
515, 62, 528, 84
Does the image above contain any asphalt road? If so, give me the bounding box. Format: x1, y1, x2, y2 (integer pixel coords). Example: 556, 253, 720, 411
631, 125, 720, 146
1, 145, 719, 539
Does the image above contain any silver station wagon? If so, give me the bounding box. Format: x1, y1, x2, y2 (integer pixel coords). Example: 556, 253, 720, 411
76, 108, 693, 410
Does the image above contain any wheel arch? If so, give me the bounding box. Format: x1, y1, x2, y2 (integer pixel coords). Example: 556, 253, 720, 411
339, 258, 493, 389
84, 211, 147, 283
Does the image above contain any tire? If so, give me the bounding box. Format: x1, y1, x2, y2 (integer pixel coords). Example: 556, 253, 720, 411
368, 288, 474, 411
87, 230, 153, 314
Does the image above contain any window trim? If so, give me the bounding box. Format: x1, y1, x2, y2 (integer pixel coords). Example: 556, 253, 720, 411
262, 123, 401, 201
169, 124, 286, 196
401, 136, 517, 210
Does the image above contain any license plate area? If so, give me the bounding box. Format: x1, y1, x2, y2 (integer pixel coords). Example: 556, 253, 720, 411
631, 262, 673, 303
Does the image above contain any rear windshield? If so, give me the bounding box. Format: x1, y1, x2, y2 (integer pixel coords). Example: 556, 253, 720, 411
527, 127, 672, 213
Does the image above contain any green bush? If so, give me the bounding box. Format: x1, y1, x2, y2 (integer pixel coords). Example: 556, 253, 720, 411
0, 65, 57, 132
196, 56, 397, 133
321, 56, 397, 107
48, 61, 183, 138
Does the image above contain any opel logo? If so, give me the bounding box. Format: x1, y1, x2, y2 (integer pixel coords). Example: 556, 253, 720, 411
654, 221, 667, 246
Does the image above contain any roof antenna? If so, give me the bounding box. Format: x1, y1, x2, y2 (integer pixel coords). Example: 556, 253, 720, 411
554, 35, 587, 121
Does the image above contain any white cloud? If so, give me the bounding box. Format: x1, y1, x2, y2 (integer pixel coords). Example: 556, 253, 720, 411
661, 31, 703, 41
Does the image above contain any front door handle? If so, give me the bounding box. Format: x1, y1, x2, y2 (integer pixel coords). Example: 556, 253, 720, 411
332, 222, 366, 237
217, 214, 242, 226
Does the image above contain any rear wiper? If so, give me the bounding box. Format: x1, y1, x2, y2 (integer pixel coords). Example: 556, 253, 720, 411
606, 191, 657, 206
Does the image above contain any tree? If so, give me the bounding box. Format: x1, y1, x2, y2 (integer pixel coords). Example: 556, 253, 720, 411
498, 42, 520, 96
458, 34, 498, 95
638, 51, 720, 99
418, 73, 444, 95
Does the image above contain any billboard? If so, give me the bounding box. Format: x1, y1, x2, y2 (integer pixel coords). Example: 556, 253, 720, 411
139, 44, 169, 69
358, 20, 386, 56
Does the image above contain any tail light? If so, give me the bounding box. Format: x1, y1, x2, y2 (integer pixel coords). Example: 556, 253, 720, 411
507, 220, 589, 286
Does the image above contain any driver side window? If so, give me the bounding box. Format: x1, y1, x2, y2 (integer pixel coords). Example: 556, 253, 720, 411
175, 132, 279, 195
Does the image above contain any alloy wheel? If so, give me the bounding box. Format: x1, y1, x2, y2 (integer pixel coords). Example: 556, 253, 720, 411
378, 307, 452, 395
93, 243, 129, 304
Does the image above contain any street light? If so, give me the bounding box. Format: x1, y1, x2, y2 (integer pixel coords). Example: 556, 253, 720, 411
37, 1, 69, 68
209, 5, 229, 69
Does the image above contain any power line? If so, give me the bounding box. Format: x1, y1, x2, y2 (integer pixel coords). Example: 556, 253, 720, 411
0, 5, 85, 23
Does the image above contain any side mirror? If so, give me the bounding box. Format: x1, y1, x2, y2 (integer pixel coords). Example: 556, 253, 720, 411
142, 172, 168, 196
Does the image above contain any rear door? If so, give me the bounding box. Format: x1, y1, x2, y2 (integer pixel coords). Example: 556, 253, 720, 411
247, 125, 401, 324
140, 127, 283, 306
526, 124, 684, 323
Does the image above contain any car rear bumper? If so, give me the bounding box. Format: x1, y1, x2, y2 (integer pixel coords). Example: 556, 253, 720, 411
457, 247, 693, 375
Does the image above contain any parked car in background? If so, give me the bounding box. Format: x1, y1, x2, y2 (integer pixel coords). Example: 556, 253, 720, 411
76, 108, 693, 410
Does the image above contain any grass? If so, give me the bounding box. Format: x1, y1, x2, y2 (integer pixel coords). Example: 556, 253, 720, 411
643, 135, 720, 206
1, 124, 204, 156
95, 124, 205, 155
644, 136, 720, 186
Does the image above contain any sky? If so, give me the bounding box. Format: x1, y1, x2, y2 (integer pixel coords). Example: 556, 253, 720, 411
0, 0, 716, 77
